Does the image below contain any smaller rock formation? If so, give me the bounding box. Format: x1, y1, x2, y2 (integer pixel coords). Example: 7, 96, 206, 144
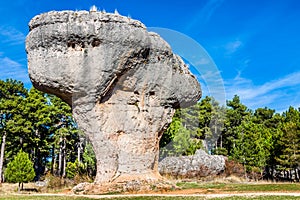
159, 149, 226, 179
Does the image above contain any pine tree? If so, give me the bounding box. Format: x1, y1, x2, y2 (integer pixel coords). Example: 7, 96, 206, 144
232, 118, 272, 179
160, 96, 227, 157
276, 121, 300, 170
223, 95, 250, 155
160, 108, 203, 157
0, 79, 28, 183
276, 107, 300, 174
4, 150, 35, 192
253, 108, 283, 180
21, 88, 52, 179
82, 141, 96, 177
206, 98, 226, 154
47, 94, 80, 177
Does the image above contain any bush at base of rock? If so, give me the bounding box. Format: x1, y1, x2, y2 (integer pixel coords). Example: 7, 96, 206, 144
224, 159, 245, 177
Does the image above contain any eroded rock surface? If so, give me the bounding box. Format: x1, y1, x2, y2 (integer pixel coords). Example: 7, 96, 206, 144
26, 10, 201, 186
159, 150, 226, 179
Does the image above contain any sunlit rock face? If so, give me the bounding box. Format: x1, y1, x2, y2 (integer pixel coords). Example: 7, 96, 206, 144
159, 149, 226, 179
26, 10, 201, 185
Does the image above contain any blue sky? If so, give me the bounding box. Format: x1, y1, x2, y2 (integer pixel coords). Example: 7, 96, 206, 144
0, 0, 300, 112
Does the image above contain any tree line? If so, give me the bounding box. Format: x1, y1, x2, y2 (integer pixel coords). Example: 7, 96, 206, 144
1, 79, 300, 183
161, 95, 300, 181
0, 79, 96, 184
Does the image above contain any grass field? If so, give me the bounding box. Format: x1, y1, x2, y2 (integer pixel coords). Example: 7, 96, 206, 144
176, 181, 300, 192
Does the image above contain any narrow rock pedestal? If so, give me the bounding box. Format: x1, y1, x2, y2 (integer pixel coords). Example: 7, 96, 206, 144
26, 10, 201, 192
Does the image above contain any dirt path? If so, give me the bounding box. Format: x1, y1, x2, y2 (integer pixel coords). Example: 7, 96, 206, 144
3, 182, 300, 199
24, 192, 300, 199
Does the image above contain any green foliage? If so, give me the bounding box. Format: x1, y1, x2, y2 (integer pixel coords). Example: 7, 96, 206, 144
212, 147, 228, 156
0, 79, 28, 152
3, 78, 300, 182
4, 150, 35, 183
66, 160, 86, 179
160, 96, 224, 157
231, 118, 272, 176
222, 95, 250, 155
172, 126, 202, 156
66, 162, 77, 179
160, 107, 203, 157
161, 93, 300, 181
82, 142, 96, 177
276, 120, 300, 169
0, 79, 94, 181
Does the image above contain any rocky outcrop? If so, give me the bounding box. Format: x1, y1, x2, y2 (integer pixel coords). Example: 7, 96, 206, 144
26, 10, 201, 187
159, 150, 226, 178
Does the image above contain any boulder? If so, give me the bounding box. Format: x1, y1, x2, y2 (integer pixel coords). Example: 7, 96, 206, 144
159, 149, 226, 178
26, 10, 201, 187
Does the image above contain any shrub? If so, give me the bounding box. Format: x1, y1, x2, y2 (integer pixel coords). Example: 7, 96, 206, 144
225, 159, 245, 177
4, 150, 35, 192
213, 147, 228, 156
66, 160, 86, 179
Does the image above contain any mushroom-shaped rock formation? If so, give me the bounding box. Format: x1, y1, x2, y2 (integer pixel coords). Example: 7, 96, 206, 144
26, 11, 201, 186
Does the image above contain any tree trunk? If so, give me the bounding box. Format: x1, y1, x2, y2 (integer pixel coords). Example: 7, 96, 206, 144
18, 182, 21, 193
77, 145, 81, 163
62, 138, 66, 178
58, 137, 62, 176
51, 145, 55, 174
215, 141, 218, 151
34, 129, 42, 180
53, 152, 57, 175
77, 136, 84, 163
294, 168, 298, 182
0, 132, 6, 183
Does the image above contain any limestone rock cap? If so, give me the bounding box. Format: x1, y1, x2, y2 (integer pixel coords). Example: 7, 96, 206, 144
28, 11, 146, 31
26, 11, 201, 108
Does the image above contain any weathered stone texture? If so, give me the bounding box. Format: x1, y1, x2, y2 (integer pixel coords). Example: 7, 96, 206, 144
159, 150, 226, 178
26, 11, 201, 185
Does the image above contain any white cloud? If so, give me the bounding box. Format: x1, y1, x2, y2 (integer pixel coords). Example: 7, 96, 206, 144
0, 26, 25, 45
0, 57, 30, 83
194, 57, 210, 66
225, 71, 300, 111
196, 69, 226, 105
0, 57, 21, 67
225, 39, 243, 55
186, 0, 225, 30
201, 0, 225, 24
201, 70, 222, 81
